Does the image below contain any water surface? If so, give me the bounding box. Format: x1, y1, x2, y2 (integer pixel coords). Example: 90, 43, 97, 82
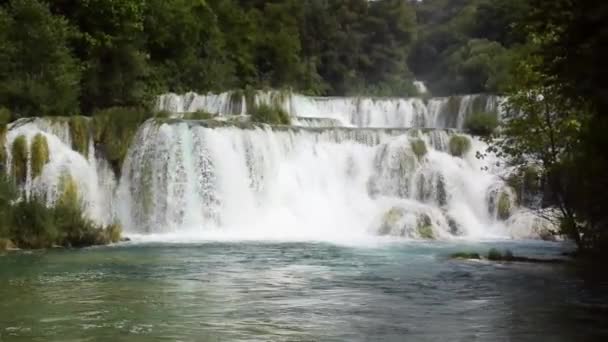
1, 240, 607, 341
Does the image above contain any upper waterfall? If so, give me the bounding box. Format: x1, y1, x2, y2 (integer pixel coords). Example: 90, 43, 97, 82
157, 91, 505, 130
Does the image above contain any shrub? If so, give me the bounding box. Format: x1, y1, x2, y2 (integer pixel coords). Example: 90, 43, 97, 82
464, 111, 499, 136
410, 139, 428, 159
449, 135, 471, 157
10, 200, 59, 249
69, 116, 90, 156
31, 134, 50, 179
11, 135, 28, 185
250, 103, 290, 125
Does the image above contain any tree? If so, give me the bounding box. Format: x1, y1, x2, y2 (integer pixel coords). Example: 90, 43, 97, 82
0, 0, 81, 117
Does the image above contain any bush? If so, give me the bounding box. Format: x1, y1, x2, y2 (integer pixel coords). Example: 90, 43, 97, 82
464, 111, 499, 136
250, 103, 290, 125
93, 107, 152, 175
410, 139, 428, 159
31, 134, 50, 179
11, 135, 28, 185
449, 135, 471, 157
69, 116, 90, 157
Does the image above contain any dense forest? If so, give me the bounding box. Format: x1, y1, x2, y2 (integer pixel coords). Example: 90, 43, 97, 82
0, 0, 527, 118
0, 0, 607, 258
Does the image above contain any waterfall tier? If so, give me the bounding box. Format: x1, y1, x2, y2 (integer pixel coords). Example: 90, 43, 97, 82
158, 91, 505, 130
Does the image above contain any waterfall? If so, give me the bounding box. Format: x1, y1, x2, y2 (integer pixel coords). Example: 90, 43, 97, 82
158, 91, 505, 129
4, 118, 116, 226
2, 91, 546, 242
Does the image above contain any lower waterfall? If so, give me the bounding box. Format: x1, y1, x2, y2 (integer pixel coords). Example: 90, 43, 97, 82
2, 109, 547, 243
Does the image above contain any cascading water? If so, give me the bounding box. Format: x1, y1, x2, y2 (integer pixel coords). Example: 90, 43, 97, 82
1, 91, 546, 242
3, 118, 116, 226
158, 91, 505, 129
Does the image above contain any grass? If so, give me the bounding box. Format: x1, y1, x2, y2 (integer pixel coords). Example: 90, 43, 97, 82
0, 175, 122, 250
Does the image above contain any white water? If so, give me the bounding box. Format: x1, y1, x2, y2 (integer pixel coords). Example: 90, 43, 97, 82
158, 91, 505, 129
2, 92, 545, 243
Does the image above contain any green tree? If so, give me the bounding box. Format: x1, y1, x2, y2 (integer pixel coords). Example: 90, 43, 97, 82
0, 0, 81, 117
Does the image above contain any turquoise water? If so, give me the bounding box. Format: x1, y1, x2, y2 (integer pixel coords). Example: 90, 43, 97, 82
1, 240, 607, 341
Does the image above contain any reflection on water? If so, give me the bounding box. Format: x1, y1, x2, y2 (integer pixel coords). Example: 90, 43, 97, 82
1, 241, 607, 341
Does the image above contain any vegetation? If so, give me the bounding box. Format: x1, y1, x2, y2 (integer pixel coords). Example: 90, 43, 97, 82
417, 214, 435, 239
0, 175, 121, 250
10, 135, 27, 185
464, 111, 499, 136
93, 107, 152, 174
448, 135, 471, 157
69, 117, 90, 157
496, 192, 512, 220
30, 133, 49, 179
410, 139, 428, 159
250, 104, 290, 125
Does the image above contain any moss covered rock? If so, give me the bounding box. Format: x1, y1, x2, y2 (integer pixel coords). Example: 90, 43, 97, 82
69, 116, 90, 157
497, 192, 512, 220
184, 110, 213, 120
105, 224, 122, 243
410, 139, 427, 159
379, 207, 405, 235
11, 135, 28, 185
31, 134, 50, 179
449, 135, 471, 157
417, 214, 435, 239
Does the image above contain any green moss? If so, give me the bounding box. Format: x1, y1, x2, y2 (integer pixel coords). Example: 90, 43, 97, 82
448, 135, 471, 157
450, 252, 481, 260
410, 139, 427, 159
58, 173, 80, 209
30, 134, 50, 179
250, 103, 291, 125
69, 116, 90, 156
154, 110, 171, 119
497, 191, 511, 220
417, 214, 435, 239
11, 135, 28, 185
379, 207, 405, 235
184, 110, 213, 120
93, 107, 152, 175
464, 111, 499, 136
